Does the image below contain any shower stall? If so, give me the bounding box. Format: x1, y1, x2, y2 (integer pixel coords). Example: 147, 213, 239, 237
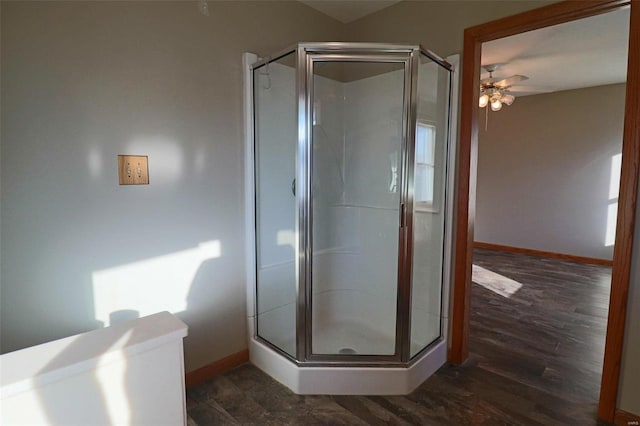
246, 43, 454, 394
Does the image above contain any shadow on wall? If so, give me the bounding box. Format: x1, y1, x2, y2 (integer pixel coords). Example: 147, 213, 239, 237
91, 240, 222, 327
35, 314, 140, 425
22, 241, 232, 424
183, 255, 245, 360
91, 240, 234, 369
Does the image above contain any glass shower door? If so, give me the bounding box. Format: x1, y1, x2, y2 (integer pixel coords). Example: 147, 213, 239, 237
254, 52, 297, 357
409, 52, 452, 357
309, 60, 407, 356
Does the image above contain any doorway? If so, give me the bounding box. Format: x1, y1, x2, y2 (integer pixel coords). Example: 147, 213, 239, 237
450, 1, 640, 422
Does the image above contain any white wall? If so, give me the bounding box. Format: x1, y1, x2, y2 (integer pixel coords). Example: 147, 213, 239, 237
0, 0, 343, 372
475, 84, 626, 260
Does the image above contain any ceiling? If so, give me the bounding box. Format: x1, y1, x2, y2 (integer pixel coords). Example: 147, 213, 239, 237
296, 1, 629, 95
299, 0, 401, 23
482, 7, 630, 96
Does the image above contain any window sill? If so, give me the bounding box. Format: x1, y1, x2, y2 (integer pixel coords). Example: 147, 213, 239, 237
415, 203, 438, 213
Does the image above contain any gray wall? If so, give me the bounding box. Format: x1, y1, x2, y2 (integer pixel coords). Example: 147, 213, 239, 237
475, 84, 626, 260
0, 0, 343, 372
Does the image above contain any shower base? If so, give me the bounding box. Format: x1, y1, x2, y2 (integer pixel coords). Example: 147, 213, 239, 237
248, 321, 447, 395
313, 321, 396, 356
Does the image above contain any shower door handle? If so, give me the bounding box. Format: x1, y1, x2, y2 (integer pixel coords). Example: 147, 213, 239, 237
400, 203, 406, 228
291, 178, 296, 196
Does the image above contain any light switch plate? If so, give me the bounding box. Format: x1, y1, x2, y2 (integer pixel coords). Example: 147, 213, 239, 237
118, 155, 149, 185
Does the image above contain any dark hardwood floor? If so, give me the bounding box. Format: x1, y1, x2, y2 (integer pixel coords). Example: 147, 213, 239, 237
187, 248, 612, 425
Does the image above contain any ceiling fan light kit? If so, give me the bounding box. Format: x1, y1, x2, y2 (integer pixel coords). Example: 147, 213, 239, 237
479, 94, 489, 108
501, 93, 515, 106
480, 87, 511, 110
479, 64, 528, 111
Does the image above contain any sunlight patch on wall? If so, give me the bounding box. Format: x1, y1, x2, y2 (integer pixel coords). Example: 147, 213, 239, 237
605, 202, 618, 247
472, 264, 522, 298
609, 153, 622, 200
605, 153, 622, 247
92, 240, 221, 326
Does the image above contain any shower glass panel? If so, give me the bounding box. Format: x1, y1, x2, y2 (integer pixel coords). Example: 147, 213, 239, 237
410, 53, 451, 357
311, 61, 406, 356
254, 51, 297, 357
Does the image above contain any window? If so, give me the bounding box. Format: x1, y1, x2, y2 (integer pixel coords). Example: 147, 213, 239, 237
415, 122, 436, 207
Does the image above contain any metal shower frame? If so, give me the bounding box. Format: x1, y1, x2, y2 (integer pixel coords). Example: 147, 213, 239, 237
251, 42, 453, 367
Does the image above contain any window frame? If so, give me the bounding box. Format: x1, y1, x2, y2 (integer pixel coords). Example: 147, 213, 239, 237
414, 120, 438, 213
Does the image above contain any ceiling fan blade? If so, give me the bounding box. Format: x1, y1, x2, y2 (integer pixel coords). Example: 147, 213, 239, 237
506, 85, 554, 95
494, 75, 529, 88
480, 76, 501, 84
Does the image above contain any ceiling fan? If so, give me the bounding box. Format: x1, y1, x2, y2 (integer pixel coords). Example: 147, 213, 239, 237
479, 64, 529, 111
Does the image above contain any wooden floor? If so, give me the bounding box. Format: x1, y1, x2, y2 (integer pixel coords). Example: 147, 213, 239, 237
187, 248, 612, 425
